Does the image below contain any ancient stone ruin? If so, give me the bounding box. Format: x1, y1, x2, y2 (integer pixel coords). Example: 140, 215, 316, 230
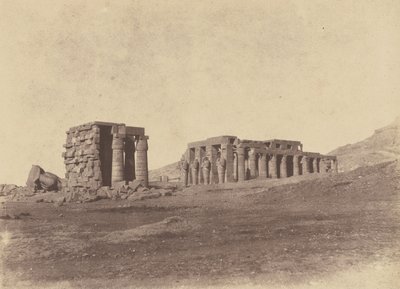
180, 136, 337, 186
63, 121, 149, 190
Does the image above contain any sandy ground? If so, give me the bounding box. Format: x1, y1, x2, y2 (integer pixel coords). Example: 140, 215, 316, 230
1, 161, 399, 289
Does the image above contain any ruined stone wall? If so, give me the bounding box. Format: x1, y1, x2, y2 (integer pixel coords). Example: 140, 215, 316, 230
181, 135, 338, 186
62, 123, 102, 190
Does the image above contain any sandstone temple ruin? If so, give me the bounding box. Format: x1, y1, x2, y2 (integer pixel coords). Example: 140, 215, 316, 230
63, 122, 149, 189
180, 136, 337, 186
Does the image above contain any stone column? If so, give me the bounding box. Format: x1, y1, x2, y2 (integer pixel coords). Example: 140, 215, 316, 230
293, 155, 300, 176
302, 156, 310, 174
269, 154, 277, 178
136, 136, 149, 187
206, 146, 216, 184
258, 153, 267, 178
195, 148, 202, 184
201, 157, 211, 185
312, 158, 318, 173
237, 147, 246, 182
124, 136, 135, 182
249, 149, 257, 179
111, 134, 125, 185
222, 144, 234, 182
281, 155, 288, 178
319, 158, 327, 173
233, 153, 238, 181
332, 159, 338, 173
217, 157, 226, 184
180, 157, 189, 186
191, 160, 199, 185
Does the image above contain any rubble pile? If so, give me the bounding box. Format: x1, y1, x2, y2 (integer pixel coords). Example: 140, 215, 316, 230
1, 164, 177, 205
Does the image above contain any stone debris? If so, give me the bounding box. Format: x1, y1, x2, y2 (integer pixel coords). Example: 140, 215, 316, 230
3, 180, 175, 204
0, 184, 19, 196
26, 165, 62, 191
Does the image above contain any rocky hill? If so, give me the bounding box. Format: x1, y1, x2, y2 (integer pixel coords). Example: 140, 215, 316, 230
149, 161, 180, 182
330, 116, 400, 172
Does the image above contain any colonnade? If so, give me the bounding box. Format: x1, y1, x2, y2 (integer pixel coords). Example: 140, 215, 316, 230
234, 150, 338, 182
111, 134, 149, 187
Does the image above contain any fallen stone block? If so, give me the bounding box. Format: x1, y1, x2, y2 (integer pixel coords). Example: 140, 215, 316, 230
0, 184, 18, 196
112, 181, 126, 190
127, 180, 144, 192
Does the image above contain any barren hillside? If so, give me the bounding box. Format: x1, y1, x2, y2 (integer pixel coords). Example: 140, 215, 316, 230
149, 161, 180, 182
330, 116, 400, 172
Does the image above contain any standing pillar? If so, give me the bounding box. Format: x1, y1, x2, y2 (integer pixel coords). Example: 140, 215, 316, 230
249, 149, 257, 179
222, 144, 234, 182
217, 157, 226, 184
201, 157, 211, 185
302, 156, 310, 174
281, 155, 288, 178
319, 158, 327, 173
180, 157, 189, 186
293, 155, 300, 176
332, 159, 338, 173
259, 153, 267, 178
237, 147, 246, 182
233, 153, 238, 181
195, 148, 202, 184
312, 158, 318, 173
191, 160, 199, 185
136, 136, 149, 187
111, 134, 125, 185
269, 154, 277, 178
124, 136, 135, 182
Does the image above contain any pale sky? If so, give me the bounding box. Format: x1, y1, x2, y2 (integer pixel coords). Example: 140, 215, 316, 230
0, 0, 399, 185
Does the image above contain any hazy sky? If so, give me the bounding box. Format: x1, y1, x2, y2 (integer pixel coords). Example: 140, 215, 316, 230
0, 0, 399, 185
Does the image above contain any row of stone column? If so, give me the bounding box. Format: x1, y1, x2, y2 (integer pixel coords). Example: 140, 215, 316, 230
111, 134, 149, 187
235, 150, 337, 181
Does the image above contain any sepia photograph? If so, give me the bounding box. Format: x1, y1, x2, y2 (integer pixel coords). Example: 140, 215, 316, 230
0, 1, 399, 288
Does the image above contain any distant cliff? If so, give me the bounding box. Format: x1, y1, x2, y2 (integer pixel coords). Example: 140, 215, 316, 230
330, 116, 400, 172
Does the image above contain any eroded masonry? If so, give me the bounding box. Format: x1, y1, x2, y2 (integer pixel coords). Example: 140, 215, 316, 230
63, 122, 149, 189
180, 136, 337, 186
